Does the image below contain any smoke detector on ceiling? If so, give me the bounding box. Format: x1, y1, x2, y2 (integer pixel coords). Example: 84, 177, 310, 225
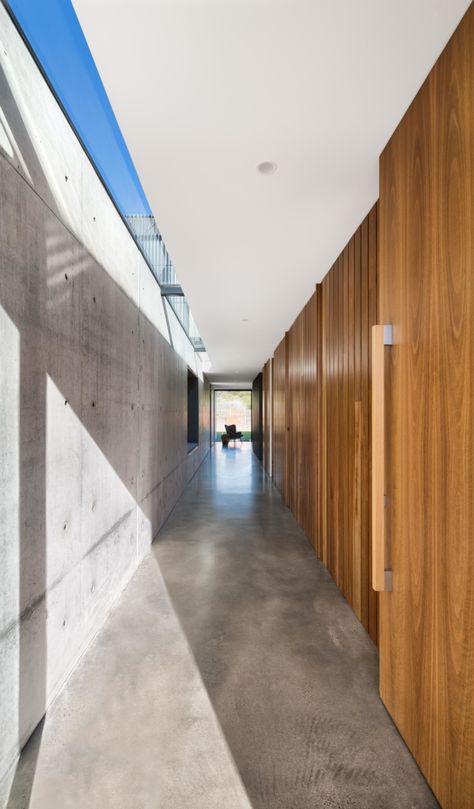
257, 161, 277, 175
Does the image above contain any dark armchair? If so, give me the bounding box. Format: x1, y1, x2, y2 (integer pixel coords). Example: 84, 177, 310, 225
225, 424, 243, 445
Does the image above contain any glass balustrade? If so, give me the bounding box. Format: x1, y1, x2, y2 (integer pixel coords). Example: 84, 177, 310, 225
126, 215, 206, 353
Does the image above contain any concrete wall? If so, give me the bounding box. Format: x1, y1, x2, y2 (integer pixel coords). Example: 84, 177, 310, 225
0, 3, 210, 789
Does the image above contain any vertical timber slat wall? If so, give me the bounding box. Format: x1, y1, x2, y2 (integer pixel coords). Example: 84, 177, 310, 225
272, 335, 288, 498
320, 205, 378, 640
317, 206, 377, 641
287, 293, 318, 549
265, 205, 378, 641
262, 360, 272, 475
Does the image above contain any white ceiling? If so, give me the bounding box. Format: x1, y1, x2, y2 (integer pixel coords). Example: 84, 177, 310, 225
73, 0, 470, 382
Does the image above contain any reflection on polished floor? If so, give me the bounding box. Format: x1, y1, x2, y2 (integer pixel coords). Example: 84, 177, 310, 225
4, 444, 438, 809
154, 443, 438, 809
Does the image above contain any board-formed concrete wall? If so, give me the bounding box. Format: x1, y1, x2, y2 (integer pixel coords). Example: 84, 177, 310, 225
0, 3, 210, 788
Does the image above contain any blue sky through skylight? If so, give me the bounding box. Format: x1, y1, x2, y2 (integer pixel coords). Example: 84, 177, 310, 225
5, 0, 151, 216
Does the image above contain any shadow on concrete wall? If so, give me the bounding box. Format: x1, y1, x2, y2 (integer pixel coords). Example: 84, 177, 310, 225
0, 61, 50, 808
0, 60, 210, 806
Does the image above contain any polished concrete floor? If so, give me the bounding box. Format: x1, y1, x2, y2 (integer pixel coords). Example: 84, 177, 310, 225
2, 444, 439, 809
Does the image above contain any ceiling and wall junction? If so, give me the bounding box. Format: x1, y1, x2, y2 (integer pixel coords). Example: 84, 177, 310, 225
73, 0, 470, 382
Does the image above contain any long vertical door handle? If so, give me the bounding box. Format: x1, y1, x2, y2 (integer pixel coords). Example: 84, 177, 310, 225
372, 325, 393, 592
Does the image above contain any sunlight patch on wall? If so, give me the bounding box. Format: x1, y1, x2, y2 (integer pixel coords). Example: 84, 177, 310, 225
45, 375, 150, 701
0, 306, 20, 782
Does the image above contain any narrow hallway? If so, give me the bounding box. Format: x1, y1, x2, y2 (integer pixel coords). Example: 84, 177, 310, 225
5, 444, 438, 809
1, 5, 472, 806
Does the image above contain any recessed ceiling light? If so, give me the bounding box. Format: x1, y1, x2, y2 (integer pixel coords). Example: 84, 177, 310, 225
257, 161, 277, 175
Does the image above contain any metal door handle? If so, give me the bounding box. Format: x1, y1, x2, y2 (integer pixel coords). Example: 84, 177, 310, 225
371, 325, 393, 592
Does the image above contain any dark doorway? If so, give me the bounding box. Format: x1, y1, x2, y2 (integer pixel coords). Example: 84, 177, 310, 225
187, 370, 199, 451
251, 373, 263, 461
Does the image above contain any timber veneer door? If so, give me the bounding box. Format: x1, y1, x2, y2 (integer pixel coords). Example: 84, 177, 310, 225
376, 7, 473, 808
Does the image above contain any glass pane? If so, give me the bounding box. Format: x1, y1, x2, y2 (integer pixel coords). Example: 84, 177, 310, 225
215, 391, 251, 442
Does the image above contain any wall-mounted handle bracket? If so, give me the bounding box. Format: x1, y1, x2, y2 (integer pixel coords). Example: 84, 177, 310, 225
372, 324, 393, 592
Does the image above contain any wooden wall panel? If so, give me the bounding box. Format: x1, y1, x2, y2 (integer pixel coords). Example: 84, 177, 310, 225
272, 336, 287, 498
378, 6, 474, 806
367, 205, 378, 641
320, 205, 378, 641
265, 206, 378, 642
262, 360, 272, 475
287, 293, 318, 548
316, 283, 325, 563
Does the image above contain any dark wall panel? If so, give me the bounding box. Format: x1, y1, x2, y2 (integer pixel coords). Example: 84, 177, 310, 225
252, 372, 263, 460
